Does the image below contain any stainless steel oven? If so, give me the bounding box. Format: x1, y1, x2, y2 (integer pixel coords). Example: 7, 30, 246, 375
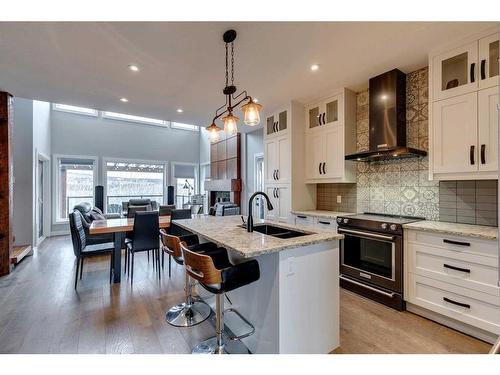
336, 213, 423, 310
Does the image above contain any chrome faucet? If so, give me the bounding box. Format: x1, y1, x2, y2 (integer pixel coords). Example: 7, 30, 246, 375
247, 191, 274, 232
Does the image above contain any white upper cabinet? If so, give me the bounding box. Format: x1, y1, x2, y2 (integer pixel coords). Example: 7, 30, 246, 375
266, 110, 288, 137
432, 42, 478, 101
432, 92, 478, 174
306, 94, 343, 131
265, 134, 290, 184
304, 89, 356, 183
430, 28, 499, 180
478, 33, 499, 90
478, 87, 499, 172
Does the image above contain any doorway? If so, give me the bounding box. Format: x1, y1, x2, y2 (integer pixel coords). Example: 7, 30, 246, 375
36, 153, 50, 246
254, 154, 264, 219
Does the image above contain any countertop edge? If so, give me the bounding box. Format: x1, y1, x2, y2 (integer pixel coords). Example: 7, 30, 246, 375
290, 210, 358, 219
403, 221, 498, 240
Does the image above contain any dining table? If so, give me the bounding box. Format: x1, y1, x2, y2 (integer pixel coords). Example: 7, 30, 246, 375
89, 215, 171, 283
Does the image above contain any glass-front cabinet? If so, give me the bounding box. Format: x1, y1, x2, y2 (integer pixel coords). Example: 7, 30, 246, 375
479, 33, 499, 89
432, 42, 478, 101
266, 110, 288, 136
306, 94, 342, 131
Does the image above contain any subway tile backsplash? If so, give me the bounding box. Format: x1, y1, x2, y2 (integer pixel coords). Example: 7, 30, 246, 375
439, 180, 498, 226
315, 65, 498, 227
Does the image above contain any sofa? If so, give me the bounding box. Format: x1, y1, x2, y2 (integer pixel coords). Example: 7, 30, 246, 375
73, 202, 121, 245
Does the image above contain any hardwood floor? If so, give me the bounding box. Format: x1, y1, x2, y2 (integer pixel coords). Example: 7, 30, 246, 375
0, 235, 491, 354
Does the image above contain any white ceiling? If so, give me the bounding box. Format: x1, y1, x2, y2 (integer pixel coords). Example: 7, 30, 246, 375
0, 22, 496, 131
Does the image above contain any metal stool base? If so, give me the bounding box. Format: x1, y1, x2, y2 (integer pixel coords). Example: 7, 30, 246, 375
165, 301, 211, 327
192, 336, 250, 354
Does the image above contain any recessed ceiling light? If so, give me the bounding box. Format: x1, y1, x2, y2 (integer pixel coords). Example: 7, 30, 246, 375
176, 108, 184, 113
310, 64, 320, 71
128, 64, 139, 72
120, 98, 128, 102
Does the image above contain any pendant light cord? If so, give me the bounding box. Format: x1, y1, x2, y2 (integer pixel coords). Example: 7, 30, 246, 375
231, 42, 234, 86
225, 43, 229, 88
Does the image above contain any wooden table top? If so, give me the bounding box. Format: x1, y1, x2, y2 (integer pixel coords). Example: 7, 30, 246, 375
89, 216, 171, 235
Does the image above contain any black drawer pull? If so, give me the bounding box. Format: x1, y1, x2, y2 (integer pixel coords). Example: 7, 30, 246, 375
319, 163, 322, 175
481, 144, 486, 164
297, 215, 307, 219
443, 239, 470, 247
480, 59, 486, 80
470, 145, 475, 165
322, 113, 326, 125
470, 62, 475, 83
318, 221, 331, 225
443, 297, 470, 309
443, 263, 471, 273
322, 162, 326, 175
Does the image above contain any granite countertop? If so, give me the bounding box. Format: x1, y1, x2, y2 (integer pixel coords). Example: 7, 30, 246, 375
290, 210, 357, 219
403, 220, 498, 240
173, 215, 343, 258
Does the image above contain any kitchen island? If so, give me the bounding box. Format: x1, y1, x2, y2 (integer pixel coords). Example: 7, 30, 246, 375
174, 215, 343, 354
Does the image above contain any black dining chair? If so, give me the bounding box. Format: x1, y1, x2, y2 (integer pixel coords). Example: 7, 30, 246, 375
69, 211, 114, 290
126, 211, 161, 284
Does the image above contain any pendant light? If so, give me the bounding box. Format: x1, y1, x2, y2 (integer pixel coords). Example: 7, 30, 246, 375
205, 29, 263, 142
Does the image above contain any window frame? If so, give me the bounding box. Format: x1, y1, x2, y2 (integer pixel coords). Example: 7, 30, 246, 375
52, 103, 99, 117
170, 122, 200, 132
52, 154, 99, 225
102, 157, 169, 213
101, 111, 167, 127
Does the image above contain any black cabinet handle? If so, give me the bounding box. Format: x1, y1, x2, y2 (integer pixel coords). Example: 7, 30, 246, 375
470, 62, 475, 83
318, 113, 322, 126
443, 297, 470, 309
481, 144, 486, 164
322, 162, 326, 175
480, 59, 486, 80
318, 220, 331, 225
276, 120, 279, 132
297, 215, 307, 219
319, 163, 322, 175
322, 113, 326, 125
443, 239, 471, 247
470, 145, 475, 165
443, 263, 471, 273
276, 169, 279, 180
276, 188, 279, 199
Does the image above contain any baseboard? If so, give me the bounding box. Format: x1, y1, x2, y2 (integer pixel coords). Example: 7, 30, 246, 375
406, 302, 499, 344
50, 230, 70, 237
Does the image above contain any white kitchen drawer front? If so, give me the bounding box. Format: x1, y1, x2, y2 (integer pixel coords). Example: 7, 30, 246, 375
314, 217, 337, 231
294, 214, 314, 228
408, 242, 499, 295
406, 229, 498, 258
408, 274, 500, 334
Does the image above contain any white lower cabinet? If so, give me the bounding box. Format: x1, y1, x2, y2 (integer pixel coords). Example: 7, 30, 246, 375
405, 229, 500, 335
266, 185, 290, 223
292, 214, 338, 231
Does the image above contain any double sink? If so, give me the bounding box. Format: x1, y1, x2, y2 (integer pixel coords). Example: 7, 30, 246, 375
246, 224, 311, 239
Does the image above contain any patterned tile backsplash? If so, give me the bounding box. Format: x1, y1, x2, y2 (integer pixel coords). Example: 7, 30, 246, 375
316, 66, 498, 225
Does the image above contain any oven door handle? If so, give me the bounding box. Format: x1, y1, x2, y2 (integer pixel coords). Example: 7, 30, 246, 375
338, 228, 395, 241
340, 275, 396, 298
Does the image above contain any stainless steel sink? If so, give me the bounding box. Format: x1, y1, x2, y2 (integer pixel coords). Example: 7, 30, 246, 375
250, 224, 311, 239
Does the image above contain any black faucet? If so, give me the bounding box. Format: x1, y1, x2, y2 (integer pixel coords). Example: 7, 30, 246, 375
247, 191, 274, 232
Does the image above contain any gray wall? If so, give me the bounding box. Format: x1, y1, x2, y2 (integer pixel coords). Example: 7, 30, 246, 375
241, 129, 264, 215
50, 109, 201, 233
12, 98, 34, 246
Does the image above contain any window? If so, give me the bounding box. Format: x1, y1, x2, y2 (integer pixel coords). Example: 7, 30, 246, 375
102, 111, 166, 126
171, 122, 199, 131
52, 103, 98, 116
105, 161, 165, 214
55, 157, 97, 222
172, 163, 199, 209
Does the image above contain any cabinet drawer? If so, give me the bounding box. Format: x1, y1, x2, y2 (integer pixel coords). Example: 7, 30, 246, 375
407, 242, 499, 295
294, 215, 314, 228
314, 217, 337, 231
406, 229, 498, 258
408, 274, 500, 334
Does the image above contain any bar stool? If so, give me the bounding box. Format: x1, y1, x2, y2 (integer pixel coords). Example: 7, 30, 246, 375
160, 229, 218, 327
181, 242, 260, 354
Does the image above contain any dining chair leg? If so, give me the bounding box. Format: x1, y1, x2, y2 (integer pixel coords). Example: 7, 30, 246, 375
162, 250, 164, 269
74, 258, 80, 290
169, 255, 172, 278
109, 252, 114, 284
147, 250, 150, 263
131, 252, 135, 285
79, 257, 84, 280
157, 249, 161, 280
124, 247, 128, 274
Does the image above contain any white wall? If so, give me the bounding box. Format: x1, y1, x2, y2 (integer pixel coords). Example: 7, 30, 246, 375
12, 98, 34, 246
241, 129, 264, 215
199, 127, 211, 164
50, 109, 201, 233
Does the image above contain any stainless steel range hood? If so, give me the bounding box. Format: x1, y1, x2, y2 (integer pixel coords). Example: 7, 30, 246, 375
345, 69, 427, 162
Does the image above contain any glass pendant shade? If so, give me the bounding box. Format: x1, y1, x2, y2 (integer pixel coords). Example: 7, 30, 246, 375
222, 113, 239, 136
242, 101, 263, 126
206, 122, 221, 143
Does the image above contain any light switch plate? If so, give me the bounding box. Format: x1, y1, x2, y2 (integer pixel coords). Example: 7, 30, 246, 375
337, 195, 342, 204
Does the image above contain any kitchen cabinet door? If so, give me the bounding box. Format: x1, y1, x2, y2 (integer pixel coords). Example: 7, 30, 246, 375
323, 125, 344, 179
265, 138, 277, 183
265, 186, 278, 221
432, 92, 478, 174
276, 186, 290, 223
307, 104, 321, 130
478, 87, 499, 172
433, 42, 478, 101
323, 94, 342, 127
277, 110, 288, 132
276, 135, 290, 183
305, 132, 324, 180
266, 114, 276, 136
478, 33, 499, 90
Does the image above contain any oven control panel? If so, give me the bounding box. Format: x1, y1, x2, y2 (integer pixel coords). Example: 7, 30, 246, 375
337, 216, 403, 235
